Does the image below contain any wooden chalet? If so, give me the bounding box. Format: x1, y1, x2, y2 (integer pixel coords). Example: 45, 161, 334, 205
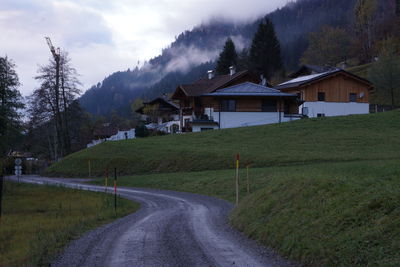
193, 82, 301, 131
171, 69, 259, 131
276, 68, 373, 117
136, 96, 180, 125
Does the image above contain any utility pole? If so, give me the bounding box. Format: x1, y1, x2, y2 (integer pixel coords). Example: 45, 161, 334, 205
235, 154, 240, 206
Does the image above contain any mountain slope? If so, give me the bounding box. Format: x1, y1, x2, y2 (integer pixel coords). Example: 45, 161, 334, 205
79, 0, 358, 117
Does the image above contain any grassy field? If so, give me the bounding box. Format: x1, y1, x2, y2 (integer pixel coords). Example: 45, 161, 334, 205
93, 159, 400, 266
46, 111, 400, 177
0, 181, 139, 266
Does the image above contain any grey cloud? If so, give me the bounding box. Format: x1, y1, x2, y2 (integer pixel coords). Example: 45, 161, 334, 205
1, 0, 289, 96
165, 45, 219, 73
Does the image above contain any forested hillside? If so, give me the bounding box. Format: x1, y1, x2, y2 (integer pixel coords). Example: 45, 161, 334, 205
79, 0, 392, 118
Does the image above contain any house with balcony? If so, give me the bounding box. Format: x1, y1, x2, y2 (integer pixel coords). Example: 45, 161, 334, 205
171, 69, 260, 131
171, 67, 303, 132
190, 82, 302, 132
135, 95, 180, 133
275, 68, 373, 118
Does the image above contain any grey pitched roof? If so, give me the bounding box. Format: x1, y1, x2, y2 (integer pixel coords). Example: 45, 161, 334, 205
203, 82, 296, 97
135, 96, 179, 114
288, 65, 338, 78
175, 70, 250, 97
276, 71, 337, 90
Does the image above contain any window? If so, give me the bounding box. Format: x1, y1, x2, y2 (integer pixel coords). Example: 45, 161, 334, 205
262, 99, 277, 112
184, 118, 190, 126
221, 99, 236, 112
317, 113, 325, 117
349, 93, 357, 102
317, 92, 325, 101
201, 128, 213, 131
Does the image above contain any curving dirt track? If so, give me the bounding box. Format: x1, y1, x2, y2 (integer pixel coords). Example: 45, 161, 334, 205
11, 175, 297, 267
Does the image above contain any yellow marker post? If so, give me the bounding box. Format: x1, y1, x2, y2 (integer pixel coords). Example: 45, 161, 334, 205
105, 168, 109, 193
88, 160, 91, 178
114, 168, 117, 216
235, 154, 240, 206
246, 163, 250, 195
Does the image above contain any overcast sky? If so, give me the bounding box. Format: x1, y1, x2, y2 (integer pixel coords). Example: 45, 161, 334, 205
1, 0, 289, 96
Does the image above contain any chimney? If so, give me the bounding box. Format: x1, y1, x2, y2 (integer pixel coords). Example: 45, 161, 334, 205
260, 74, 267, 86
207, 70, 214, 80
229, 66, 236, 76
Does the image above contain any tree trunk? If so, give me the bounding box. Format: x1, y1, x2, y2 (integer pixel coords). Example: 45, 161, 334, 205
60, 64, 71, 155
54, 56, 64, 159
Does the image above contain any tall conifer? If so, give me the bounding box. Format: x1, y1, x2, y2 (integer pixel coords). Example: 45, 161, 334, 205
249, 18, 283, 79
0, 56, 24, 155
215, 38, 237, 75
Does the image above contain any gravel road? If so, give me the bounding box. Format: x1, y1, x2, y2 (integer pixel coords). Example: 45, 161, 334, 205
11, 175, 297, 267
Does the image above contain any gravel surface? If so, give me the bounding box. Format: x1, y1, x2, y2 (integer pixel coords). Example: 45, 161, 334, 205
11, 175, 298, 267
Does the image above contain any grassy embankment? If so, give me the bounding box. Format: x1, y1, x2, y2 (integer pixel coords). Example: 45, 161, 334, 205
0, 181, 139, 266
47, 111, 400, 266
46, 111, 399, 177
90, 159, 400, 266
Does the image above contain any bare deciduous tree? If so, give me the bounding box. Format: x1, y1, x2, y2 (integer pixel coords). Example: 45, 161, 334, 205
28, 52, 81, 160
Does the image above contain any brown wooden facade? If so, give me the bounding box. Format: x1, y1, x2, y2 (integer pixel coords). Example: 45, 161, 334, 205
172, 71, 260, 130
280, 71, 372, 103
201, 96, 298, 114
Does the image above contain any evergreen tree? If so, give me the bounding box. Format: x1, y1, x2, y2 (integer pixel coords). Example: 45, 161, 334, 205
236, 48, 250, 72
397, 0, 400, 15
135, 123, 149, 137
215, 38, 237, 75
0, 56, 24, 155
249, 17, 283, 80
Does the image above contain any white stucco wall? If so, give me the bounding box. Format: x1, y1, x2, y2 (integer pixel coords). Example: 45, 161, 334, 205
209, 111, 299, 129
87, 129, 136, 147
301, 102, 369, 117
192, 124, 219, 132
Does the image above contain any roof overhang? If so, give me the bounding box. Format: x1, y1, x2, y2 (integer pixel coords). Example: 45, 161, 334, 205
203, 92, 297, 97
189, 120, 219, 126
171, 85, 188, 99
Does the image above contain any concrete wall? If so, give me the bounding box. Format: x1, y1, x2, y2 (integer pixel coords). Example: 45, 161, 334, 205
87, 129, 136, 147
210, 110, 299, 129
192, 124, 219, 132
301, 102, 369, 117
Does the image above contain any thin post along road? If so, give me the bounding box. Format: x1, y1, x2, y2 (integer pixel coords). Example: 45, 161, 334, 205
10, 176, 297, 267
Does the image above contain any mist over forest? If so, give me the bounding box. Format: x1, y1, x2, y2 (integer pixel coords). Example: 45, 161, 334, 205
79, 0, 361, 117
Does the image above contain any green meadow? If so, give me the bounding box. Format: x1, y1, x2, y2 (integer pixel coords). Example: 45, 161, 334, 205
0, 181, 138, 266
